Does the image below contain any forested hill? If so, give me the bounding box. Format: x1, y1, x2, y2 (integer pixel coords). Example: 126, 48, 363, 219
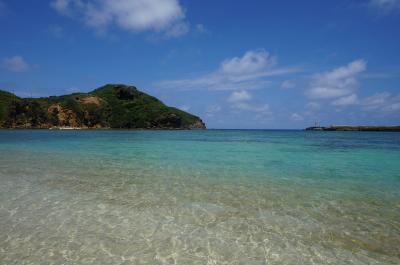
0, 84, 205, 129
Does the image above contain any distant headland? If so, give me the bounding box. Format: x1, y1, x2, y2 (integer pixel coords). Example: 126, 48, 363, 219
0, 84, 205, 129
305, 125, 400, 132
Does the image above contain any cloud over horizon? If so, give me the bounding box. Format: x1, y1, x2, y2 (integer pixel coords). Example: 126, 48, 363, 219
361, 92, 400, 112
227, 90, 272, 120
307, 59, 367, 100
286, 58, 400, 126
157, 49, 299, 91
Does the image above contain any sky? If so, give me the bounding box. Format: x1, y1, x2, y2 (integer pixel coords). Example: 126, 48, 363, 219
0, 0, 400, 129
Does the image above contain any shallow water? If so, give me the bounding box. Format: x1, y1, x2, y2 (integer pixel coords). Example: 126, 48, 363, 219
0, 130, 399, 264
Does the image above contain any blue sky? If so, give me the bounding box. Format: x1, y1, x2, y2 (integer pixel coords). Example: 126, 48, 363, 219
1, 0, 400, 128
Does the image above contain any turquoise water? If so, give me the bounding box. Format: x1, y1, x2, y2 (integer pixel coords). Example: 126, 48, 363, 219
0, 130, 399, 264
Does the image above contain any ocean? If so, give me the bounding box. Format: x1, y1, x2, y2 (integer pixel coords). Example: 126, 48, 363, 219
0, 129, 399, 264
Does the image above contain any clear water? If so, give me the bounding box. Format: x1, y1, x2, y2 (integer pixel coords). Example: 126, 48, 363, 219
0, 130, 399, 265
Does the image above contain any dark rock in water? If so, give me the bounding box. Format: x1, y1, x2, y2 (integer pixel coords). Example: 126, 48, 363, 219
305, 126, 325, 131
306, 125, 400, 132
0, 84, 206, 129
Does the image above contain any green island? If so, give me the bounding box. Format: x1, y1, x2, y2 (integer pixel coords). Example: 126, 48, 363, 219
0, 84, 205, 129
305, 125, 400, 132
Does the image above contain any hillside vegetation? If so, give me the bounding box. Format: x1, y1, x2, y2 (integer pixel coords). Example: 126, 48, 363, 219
0, 84, 205, 129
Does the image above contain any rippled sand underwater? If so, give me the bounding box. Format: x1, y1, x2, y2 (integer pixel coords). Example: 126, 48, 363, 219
0, 130, 399, 264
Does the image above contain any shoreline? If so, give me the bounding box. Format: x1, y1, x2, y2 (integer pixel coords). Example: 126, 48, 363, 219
0, 127, 206, 130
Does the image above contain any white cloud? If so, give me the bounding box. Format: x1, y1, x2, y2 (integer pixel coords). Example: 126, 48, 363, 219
361, 92, 390, 110
2, 56, 32, 72
281, 80, 296, 89
227, 90, 252, 103
291, 113, 304, 121
332, 94, 359, 106
157, 49, 299, 91
227, 90, 271, 119
369, 0, 400, 13
306, 60, 400, 114
307, 59, 367, 99
314, 91, 400, 113
51, 0, 188, 37
360, 92, 399, 111
51, 0, 73, 16
353, 92, 400, 113
220, 49, 276, 75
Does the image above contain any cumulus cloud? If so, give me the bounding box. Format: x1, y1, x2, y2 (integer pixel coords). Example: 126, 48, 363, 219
2, 56, 33, 72
220, 49, 276, 75
227, 90, 271, 119
305, 59, 400, 115
157, 49, 299, 91
326, 91, 400, 113
362, 92, 390, 109
51, 0, 73, 16
51, 0, 188, 36
307, 59, 366, 99
227, 90, 252, 103
360, 92, 400, 112
332, 94, 359, 106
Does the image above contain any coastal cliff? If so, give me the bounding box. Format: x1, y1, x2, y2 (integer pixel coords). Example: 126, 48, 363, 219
0, 84, 205, 129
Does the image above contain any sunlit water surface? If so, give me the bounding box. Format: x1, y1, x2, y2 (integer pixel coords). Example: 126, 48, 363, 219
0, 130, 399, 264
